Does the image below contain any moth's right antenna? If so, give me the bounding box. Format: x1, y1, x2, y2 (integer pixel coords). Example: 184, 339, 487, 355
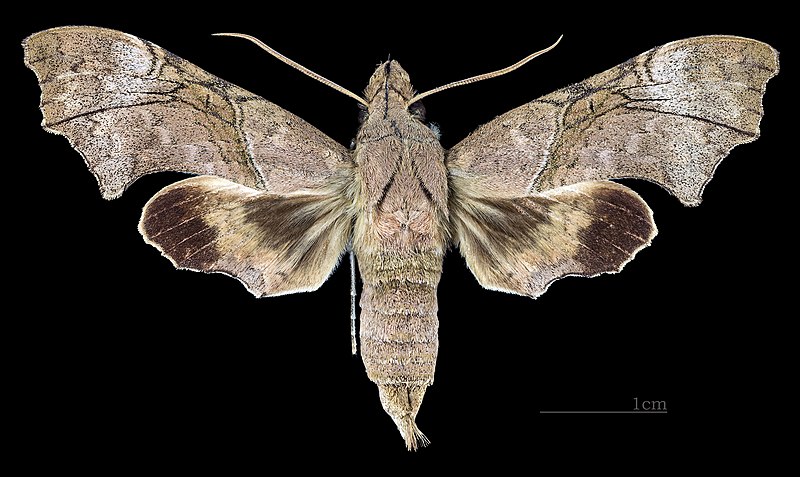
406, 35, 563, 107
214, 33, 370, 107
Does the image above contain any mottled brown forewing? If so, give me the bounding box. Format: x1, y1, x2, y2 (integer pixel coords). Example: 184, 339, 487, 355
448, 36, 778, 205
22, 26, 350, 200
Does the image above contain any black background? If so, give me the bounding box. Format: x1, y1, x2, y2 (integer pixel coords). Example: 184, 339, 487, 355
7, 2, 792, 470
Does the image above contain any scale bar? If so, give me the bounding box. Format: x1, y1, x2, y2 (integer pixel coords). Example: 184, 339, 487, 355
540, 411, 667, 414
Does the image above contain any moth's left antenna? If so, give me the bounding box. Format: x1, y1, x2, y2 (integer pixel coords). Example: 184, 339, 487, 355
214, 33, 370, 107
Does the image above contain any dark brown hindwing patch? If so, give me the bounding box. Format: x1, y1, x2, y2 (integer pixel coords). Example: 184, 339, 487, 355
141, 185, 222, 270
453, 180, 657, 297
571, 182, 655, 275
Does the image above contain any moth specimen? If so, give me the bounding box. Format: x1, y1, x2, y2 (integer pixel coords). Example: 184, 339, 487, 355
23, 27, 778, 449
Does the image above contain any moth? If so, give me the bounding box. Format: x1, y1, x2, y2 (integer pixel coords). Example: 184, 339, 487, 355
23, 27, 778, 450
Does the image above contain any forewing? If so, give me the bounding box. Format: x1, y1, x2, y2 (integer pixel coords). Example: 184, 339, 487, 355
447, 36, 779, 205
23, 26, 350, 199
139, 175, 352, 297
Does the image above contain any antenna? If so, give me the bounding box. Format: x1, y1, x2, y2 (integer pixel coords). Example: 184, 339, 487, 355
406, 35, 563, 106
214, 33, 369, 107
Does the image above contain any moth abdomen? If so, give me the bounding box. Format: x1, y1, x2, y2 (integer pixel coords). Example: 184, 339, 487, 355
357, 249, 443, 450
358, 250, 443, 379
360, 280, 439, 382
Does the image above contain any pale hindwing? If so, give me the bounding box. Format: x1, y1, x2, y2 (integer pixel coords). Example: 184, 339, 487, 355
447, 36, 779, 205
22, 26, 350, 199
139, 175, 352, 297
451, 180, 656, 297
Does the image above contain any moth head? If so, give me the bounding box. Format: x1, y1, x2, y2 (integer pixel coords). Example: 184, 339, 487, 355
363, 60, 417, 116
